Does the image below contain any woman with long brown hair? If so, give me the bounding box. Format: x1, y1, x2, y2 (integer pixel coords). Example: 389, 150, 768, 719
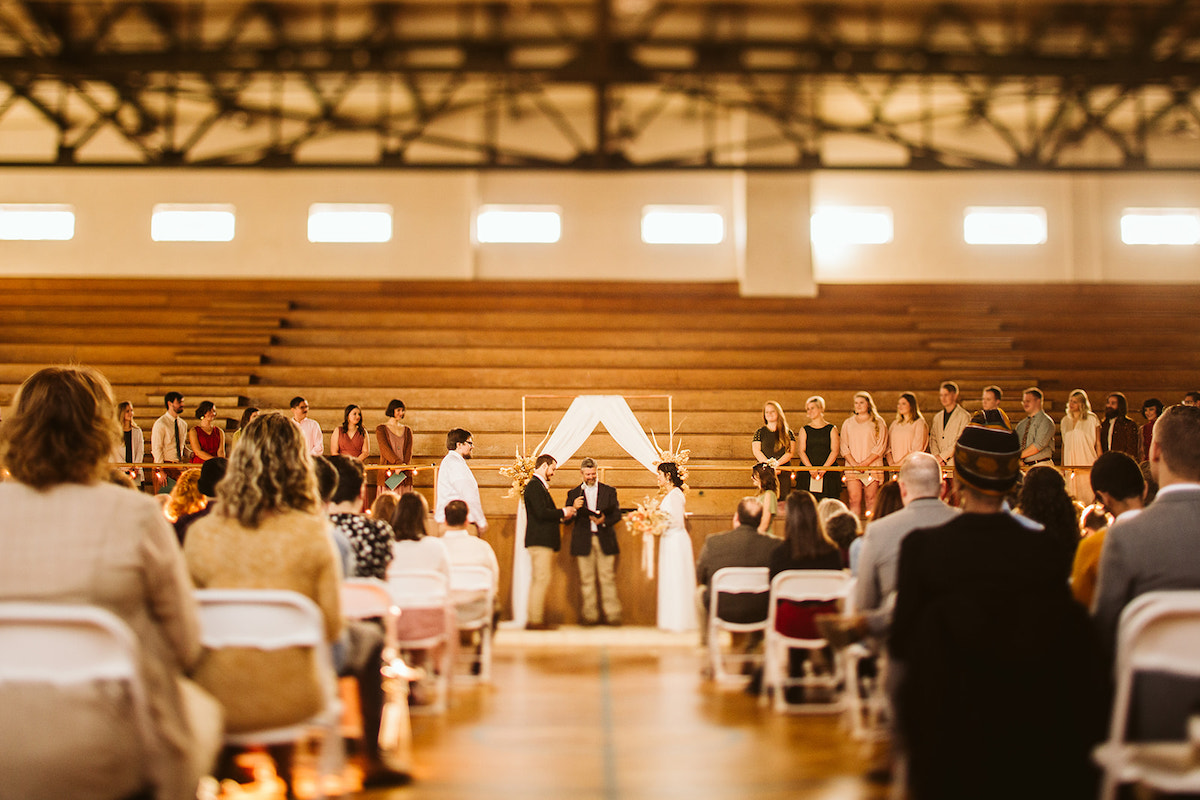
752, 400, 796, 499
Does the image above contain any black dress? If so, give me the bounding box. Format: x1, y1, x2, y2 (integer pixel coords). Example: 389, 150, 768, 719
801, 424, 841, 502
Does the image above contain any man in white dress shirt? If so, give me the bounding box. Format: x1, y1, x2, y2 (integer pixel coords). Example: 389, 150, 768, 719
290, 396, 323, 456
435, 428, 487, 533
150, 391, 189, 492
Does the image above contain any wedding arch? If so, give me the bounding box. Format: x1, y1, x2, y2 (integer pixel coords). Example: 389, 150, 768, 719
504, 394, 672, 629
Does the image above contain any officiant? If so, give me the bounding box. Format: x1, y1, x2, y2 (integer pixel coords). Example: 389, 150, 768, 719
565, 457, 623, 626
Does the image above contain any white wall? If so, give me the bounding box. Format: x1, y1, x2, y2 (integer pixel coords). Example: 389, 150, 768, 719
1, 167, 1196, 290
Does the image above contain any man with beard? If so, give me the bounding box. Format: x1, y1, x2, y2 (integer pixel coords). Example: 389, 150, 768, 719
1099, 392, 1142, 462
435, 428, 488, 534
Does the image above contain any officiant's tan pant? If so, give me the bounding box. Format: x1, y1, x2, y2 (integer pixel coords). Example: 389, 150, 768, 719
576, 537, 621, 624
528, 546, 555, 625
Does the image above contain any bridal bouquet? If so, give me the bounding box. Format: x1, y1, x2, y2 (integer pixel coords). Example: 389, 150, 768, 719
626, 495, 670, 537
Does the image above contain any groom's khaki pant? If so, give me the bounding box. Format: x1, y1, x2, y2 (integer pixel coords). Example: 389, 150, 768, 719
528, 546, 555, 625
577, 536, 622, 624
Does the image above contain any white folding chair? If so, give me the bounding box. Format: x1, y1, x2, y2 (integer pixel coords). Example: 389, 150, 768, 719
1094, 590, 1200, 800
706, 567, 771, 686
449, 565, 497, 683
387, 571, 454, 713
194, 589, 343, 798
340, 577, 399, 647
0, 602, 157, 800
761, 570, 852, 714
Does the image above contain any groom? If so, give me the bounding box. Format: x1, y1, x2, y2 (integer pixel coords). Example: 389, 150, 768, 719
525, 455, 577, 630
565, 457, 623, 626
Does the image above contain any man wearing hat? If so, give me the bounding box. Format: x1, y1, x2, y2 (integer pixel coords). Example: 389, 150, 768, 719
887, 425, 1106, 800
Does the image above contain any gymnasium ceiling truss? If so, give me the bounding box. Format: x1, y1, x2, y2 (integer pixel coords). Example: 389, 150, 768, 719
0, 1, 1198, 170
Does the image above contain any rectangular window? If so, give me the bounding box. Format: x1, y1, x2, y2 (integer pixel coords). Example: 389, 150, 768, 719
307, 203, 393, 243
810, 207, 894, 246
476, 205, 562, 243
1120, 208, 1200, 245
641, 206, 725, 244
963, 206, 1047, 245
0, 204, 75, 240
151, 204, 236, 242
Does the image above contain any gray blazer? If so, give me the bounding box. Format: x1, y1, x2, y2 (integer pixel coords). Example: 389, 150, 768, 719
1092, 484, 1200, 740
855, 497, 959, 617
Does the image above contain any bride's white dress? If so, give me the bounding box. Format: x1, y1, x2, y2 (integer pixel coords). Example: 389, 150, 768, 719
1061, 413, 1100, 503
656, 487, 698, 632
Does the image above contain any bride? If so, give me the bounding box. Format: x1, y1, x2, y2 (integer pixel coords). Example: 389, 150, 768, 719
656, 462, 697, 632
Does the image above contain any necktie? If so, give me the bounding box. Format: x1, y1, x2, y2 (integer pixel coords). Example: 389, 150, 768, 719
175, 419, 182, 460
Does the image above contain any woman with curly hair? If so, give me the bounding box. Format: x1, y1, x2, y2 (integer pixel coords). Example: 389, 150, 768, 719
164, 467, 206, 522
841, 391, 889, 519
184, 412, 341, 782
0, 365, 221, 800
1018, 465, 1082, 579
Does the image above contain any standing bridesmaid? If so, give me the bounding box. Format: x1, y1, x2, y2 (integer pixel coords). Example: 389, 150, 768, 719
375, 398, 414, 493
752, 401, 796, 499
797, 395, 841, 503
840, 391, 888, 519
330, 404, 370, 461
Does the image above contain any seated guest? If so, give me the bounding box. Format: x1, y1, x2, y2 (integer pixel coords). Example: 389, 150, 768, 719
370, 491, 399, 526
1093, 404, 1200, 741
0, 365, 221, 800
1071, 451, 1144, 610
326, 455, 394, 580
185, 414, 404, 788
750, 462, 779, 533
823, 507, 860, 569
313, 455, 355, 577
1017, 465, 1083, 580
441, 499, 500, 627
890, 425, 1105, 800
387, 492, 450, 582
165, 468, 206, 534
174, 458, 226, 545
848, 479, 903, 575
694, 496, 778, 645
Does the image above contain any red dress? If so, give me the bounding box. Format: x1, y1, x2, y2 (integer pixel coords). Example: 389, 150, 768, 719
190, 427, 222, 463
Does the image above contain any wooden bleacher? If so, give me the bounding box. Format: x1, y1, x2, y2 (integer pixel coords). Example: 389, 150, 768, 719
1, 278, 1193, 623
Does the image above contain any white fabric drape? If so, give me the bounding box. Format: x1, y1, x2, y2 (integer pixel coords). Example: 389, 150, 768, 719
502, 396, 661, 629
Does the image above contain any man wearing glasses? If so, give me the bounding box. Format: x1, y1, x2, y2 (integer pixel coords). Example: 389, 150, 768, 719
435, 428, 488, 534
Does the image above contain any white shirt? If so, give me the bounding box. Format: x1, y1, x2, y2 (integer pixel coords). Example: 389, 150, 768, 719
151, 412, 188, 462
435, 450, 487, 528
442, 528, 500, 581
582, 481, 599, 532
293, 417, 323, 456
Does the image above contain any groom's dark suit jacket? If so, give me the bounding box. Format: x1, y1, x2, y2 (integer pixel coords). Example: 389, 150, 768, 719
524, 475, 566, 551
564, 482, 621, 557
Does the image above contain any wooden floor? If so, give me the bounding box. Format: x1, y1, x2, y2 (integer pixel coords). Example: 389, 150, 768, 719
361, 627, 889, 800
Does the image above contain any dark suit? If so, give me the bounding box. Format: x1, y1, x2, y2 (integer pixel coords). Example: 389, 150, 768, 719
1099, 415, 1142, 461
890, 513, 1106, 800
695, 524, 780, 630
1093, 485, 1200, 739
524, 474, 566, 625
565, 481, 622, 624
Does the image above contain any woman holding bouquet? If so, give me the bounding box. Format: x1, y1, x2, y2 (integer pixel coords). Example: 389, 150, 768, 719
656, 462, 697, 632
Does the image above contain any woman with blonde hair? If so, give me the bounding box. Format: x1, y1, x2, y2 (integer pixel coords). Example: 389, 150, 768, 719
184, 412, 341, 785
888, 392, 929, 468
164, 468, 206, 523
752, 400, 795, 499
1061, 389, 1102, 503
111, 399, 145, 484
0, 365, 221, 800
841, 391, 889, 518
797, 395, 841, 502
